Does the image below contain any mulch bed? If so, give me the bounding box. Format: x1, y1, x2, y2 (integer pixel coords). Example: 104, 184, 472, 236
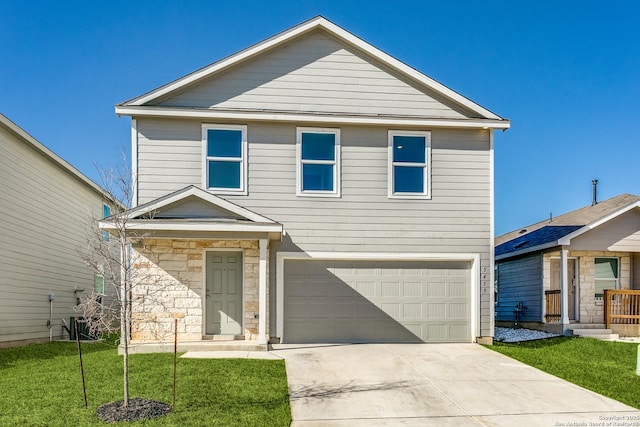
96, 397, 172, 423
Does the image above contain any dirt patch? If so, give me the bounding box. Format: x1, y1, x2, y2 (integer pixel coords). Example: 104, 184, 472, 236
96, 397, 172, 423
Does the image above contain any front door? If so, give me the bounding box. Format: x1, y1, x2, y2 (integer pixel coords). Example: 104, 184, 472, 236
551, 259, 577, 320
206, 251, 243, 335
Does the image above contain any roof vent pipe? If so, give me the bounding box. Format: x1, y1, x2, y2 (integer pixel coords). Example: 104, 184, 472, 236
592, 179, 599, 206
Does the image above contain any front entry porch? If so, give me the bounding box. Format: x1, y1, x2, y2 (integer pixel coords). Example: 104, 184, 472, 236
99, 186, 283, 350
130, 238, 272, 346
543, 249, 638, 336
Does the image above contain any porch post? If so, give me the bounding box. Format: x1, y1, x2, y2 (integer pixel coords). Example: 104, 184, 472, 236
258, 239, 268, 345
560, 248, 570, 331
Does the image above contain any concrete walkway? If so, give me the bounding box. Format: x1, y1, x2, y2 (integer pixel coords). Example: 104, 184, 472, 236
271, 343, 640, 426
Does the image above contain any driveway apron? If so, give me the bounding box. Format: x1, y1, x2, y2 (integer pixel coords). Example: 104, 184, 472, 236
271, 343, 640, 426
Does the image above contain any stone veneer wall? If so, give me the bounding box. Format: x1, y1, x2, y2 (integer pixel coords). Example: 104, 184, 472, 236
543, 251, 631, 324
130, 239, 267, 341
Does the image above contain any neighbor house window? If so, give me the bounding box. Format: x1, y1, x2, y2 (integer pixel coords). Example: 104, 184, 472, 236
388, 131, 431, 198
102, 204, 111, 242
594, 257, 619, 300
202, 125, 247, 194
296, 128, 340, 197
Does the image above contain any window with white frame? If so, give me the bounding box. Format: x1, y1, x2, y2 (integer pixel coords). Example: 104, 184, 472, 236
203, 125, 247, 194
388, 131, 431, 198
297, 128, 340, 196
594, 257, 619, 300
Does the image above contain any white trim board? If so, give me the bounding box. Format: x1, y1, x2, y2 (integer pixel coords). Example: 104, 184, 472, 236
275, 251, 480, 343
115, 106, 510, 129
0, 113, 113, 202
558, 201, 640, 245
99, 220, 282, 234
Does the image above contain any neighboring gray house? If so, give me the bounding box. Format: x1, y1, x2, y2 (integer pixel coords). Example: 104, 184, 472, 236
107, 16, 510, 345
495, 194, 640, 336
0, 113, 111, 347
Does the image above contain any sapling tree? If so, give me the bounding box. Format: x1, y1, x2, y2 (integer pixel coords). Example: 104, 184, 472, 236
77, 161, 172, 409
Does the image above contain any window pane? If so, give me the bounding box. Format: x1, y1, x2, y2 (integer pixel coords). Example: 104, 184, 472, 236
208, 161, 240, 189
207, 129, 242, 158
394, 166, 424, 193
393, 135, 425, 163
595, 279, 617, 299
103, 204, 111, 218
595, 258, 618, 279
302, 164, 334, 191
302, 133, 335, 161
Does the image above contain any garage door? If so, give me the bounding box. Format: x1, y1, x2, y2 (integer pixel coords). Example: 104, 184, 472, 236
283, 260, 471, 343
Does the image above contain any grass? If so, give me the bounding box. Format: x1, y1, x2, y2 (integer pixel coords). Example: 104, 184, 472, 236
0, 341, 292, 426
488, 336, 640, 409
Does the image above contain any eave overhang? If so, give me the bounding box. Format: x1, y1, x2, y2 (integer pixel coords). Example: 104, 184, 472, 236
99, 219, 283, 241
114, 105, 510, 130
495, 242, 560, 261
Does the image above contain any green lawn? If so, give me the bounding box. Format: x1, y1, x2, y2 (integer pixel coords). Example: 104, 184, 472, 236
0, 341, 292, 426
489, 336, 640, 409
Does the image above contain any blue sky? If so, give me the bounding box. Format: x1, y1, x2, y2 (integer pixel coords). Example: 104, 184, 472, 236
2, 1, 638, 235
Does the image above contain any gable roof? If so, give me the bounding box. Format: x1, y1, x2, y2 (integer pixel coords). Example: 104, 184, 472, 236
116, 16, 510, 129
0, 113, 111, 200
124, 185, 276, 224
496, 193, 640, 259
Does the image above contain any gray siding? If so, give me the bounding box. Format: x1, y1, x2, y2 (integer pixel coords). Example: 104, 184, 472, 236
154, 31, 470, 119
137, 119, 491, 253
0, 125, 105, 345
136, 118, 493, 337
495, 254, 543, 322
570, 209, 640, 252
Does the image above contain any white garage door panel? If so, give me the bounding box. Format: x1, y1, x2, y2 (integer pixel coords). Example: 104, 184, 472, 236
283, 260, 471, 343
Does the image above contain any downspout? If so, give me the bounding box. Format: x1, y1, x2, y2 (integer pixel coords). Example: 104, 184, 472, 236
48, 293, 55, 341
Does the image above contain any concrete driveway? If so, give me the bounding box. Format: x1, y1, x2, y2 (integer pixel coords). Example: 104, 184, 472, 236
271, 343, 640, 426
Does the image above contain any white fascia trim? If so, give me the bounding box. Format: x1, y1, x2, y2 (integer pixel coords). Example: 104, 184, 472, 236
557, 201, 640, 245
124, 18, 326, 106
275, 251, 480, 343
315, 19, 501, 120
0, 113, 112, 201
99, 220, 282, 234
115, 106, 511, 129
128, 186, 274, 224
122, 17, 502, 120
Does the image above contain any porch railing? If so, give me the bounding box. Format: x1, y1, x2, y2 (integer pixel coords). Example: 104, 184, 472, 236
545, 290, 561, 323
604, 289, 640, 327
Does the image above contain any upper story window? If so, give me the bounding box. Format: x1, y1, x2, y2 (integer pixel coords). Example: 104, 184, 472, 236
202, 124, 248, 195
388, 131, 431, 199
594, 257, 619, 300
102, 204, 111, 242
296, 128, 340, 197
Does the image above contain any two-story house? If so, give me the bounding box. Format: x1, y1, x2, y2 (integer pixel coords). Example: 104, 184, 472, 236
0, 113, 113, 347
107, 16, 509, 347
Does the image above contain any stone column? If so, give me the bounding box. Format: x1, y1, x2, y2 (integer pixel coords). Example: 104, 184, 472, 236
258, 239, 268, 345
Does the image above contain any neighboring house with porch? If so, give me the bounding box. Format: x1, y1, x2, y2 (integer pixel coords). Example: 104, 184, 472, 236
0, 113, 112, 347
106, 16, 510, 347
495, 193, 640, 337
